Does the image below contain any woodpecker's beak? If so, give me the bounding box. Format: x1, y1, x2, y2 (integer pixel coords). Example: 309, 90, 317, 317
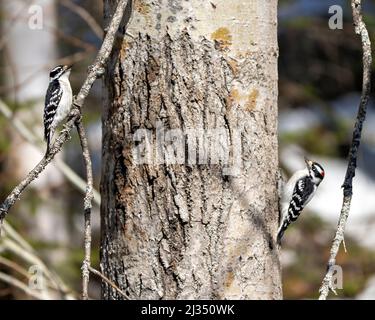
304, 157, 313, 168
64, 65, 72, 72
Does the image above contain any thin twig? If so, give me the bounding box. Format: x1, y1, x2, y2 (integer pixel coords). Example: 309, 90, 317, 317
0, 0, 130, 227
75, 114, 94, 300
88, 266, 129, 299
319, 0, 372, 300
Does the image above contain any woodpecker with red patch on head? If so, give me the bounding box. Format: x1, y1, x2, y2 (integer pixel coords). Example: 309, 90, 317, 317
277, 157, 325, 244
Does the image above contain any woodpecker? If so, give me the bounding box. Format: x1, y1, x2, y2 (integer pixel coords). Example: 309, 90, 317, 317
44, 65, 73, 154
277, 157, 325, 244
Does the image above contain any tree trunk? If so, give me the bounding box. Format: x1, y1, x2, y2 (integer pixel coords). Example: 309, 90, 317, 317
101, 0, 281, 299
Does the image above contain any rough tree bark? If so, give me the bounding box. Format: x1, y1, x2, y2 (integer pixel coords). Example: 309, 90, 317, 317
101, 0, 281, 299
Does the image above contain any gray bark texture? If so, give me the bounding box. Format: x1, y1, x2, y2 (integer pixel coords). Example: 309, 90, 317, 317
101, 0, 281, 299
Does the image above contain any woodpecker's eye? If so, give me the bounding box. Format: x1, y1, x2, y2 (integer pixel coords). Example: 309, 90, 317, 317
312, 163, 324, 179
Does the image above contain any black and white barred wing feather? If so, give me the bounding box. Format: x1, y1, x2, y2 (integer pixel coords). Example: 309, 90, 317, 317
277, 176, 315, 244
44, 80, 62, 152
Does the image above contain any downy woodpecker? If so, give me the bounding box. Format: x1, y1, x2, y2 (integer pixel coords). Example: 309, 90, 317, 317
277, 158, 325, 244
44, 65, 72, 154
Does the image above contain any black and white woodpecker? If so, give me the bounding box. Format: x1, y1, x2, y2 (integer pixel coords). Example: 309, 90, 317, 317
44, 65, 73, 154
277, 157, 325, 244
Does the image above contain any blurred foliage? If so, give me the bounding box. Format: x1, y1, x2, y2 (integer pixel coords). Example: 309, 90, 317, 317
0, 117, 11, 155
281, 119, 351, 158
279, 0, 297, 8
53, 246, 99, 289
282, 214, 375, 299
279, 21, 366, 108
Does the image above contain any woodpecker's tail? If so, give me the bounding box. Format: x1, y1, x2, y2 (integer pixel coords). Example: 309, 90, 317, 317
45, 129, 51, 155
276, 220, 289, 245
45, 141, 50, 156
276, 229, 284, 245
277, 204, 289, 245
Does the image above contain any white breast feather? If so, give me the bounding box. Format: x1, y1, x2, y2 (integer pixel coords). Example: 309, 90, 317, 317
52, 74, 72, 128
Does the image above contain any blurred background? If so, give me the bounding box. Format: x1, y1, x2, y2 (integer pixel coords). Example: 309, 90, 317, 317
1, 0, 375, 299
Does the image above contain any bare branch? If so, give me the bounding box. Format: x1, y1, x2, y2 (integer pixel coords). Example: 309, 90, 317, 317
75, 115, 94, 300
88, 266, 129, 299
0, 0, 130, 227
319, 0, 372, 300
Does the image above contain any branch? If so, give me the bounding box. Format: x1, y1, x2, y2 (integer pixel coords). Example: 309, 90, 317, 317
0, 0, 130, 227
75, 114, 94, 300
319, 0, 372, 300
88, 266, 129, 299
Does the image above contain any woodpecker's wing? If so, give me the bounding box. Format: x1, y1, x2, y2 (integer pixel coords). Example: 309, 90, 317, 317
277, 175, 315, 244
44, 80, 62, 141
287, 176, 315, 221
